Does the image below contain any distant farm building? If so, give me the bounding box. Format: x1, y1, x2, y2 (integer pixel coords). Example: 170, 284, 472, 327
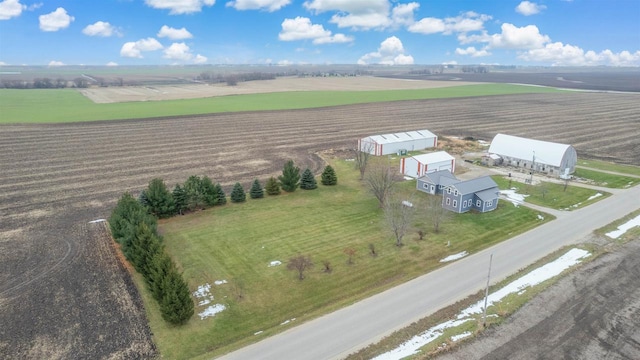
488, 134, 577, 177
400, 151, 456, 178
416, 170, 459, 195
358, 130, 437, 156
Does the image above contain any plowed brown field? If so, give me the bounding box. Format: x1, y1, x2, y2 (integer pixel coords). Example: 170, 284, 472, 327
0, 92, 638, 359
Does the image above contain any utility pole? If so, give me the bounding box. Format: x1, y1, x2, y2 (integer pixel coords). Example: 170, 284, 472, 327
482, 253, 493, 328
529, 150, 536, 184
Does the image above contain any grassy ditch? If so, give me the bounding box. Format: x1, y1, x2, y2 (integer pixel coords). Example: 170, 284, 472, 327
491, 175, 610, 210
577, 159, 640, 177
573, 167, 638, 189
0, 83, 564, 124
136, 159, 552, 359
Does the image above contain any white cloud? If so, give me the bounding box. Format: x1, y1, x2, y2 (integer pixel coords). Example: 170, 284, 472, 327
0, 61, 8, 66
82, 21, 119, 37
157, 25, 193, 40
277, 59, 294, 65
48, 60, 64, 67
409, 11, 490, 35
39, 7, 74, 32
358, 36, 414, 65
279, 17, 352, 44
391, 2, 419, 27
194, 54, 208, 64
163, 42, 193, 61
120, 38, 163, 58
521, 42, 640, 66
515, 1, 546, 16
303, 0, 418, 30
145, 0, 215, 14
460, 23, 550, 50
455, 46, 491, 57
106, 61, 118, 66
226, 0, 290, 12
0, 0, 25, 20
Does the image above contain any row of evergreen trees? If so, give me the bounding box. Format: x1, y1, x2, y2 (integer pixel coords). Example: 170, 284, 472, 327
108, 193, 194, 325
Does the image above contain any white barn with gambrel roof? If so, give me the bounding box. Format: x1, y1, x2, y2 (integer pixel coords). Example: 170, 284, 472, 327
488, 134, 577, 177
358, 130, 437, 156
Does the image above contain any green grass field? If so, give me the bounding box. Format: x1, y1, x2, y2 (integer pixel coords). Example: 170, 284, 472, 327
491, 175, 610, 210
573, 167, 638, 188
141, 160, 552, 359
0, 83, 565, 124
577, 159, 640, 177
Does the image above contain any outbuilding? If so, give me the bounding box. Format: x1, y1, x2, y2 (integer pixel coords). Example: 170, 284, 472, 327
400, 151, 455, 178
488, 133, 577, 177
359, 130, 437, 156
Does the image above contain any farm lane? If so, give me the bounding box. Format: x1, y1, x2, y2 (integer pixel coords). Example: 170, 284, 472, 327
218, 177, 640, 360
0, 92, 638, 358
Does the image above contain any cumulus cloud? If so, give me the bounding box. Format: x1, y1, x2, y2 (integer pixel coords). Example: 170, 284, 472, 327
515, 1, 546, 16
226, 0, 290, 12
163, 42, 193, 61
194, 54, 208, 64
48, 60, 64, 67
455, 46, 491, 57
82, 21, 119, 37
409, 11, 490, 35
303, 0, 419, 30
279, 17, 352, 44
521, 42, 640, 66
460, 23, 550, 50
145, 0, 215, 14
0, 0, 25, 20
157, 25, 193, 40
106, 61, 118, 66
357, 36, 414, 65
120, 38, 163, 58
39, 7, 74, 32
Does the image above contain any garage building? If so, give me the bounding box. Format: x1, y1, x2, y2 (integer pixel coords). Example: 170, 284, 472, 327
400, 151, 455, 178
359, 130, 437, 156
488, 133, 577, 177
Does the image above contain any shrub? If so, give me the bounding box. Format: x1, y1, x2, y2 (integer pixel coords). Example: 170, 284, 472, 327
230, 182, 246, 203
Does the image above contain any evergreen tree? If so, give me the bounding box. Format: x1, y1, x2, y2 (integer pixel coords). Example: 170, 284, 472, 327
321, 165, 338, 186
183, 175, 204, 210
138, 190, 149, 207
249, 179, 264, 199
159, 269, 194, 325
278, 160, 300, 192
130, 222, 163, 278
147, 251, 174, 302
300, 168, 317, 190
213, 183, 227, 205
172, 184, 187, 215
230, 182, 246, 203
145, 178, 176, 218
200, 176, 217, 207
265, 176, 281, 196
109, 193, 157, 260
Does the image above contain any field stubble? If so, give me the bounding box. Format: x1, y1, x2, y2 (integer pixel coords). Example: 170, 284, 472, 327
0, 92, 638, 358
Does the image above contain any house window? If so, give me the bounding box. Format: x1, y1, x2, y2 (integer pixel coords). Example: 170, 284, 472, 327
487, 200, 493, 207
447, 188, 452, 194
476, 200, 481, 207
446, 198, 451, 205
454, 190, 459, 196
423, 183, 429, 189
453, 200, 457, 207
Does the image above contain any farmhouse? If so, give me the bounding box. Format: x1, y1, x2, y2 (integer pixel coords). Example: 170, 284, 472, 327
488, 134, 577, 177
401, 151, 456, 178
358, 130, 437, 156
442, 176, 499, 213
416, 170, 459, 195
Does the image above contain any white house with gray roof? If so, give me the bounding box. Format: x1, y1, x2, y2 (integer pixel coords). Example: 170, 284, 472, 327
488, 134, 577, 177
441, 176, 499, 213
359, 130, 437, 156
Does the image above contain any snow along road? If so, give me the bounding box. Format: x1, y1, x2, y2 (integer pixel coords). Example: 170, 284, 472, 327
218, 184, 640, 360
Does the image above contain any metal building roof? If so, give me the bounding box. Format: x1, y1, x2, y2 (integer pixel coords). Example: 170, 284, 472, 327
366, 129, 436, 144
488, 134, 573, 167
411, 151, 455, 164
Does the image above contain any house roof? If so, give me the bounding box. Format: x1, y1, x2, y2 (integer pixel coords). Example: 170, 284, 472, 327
365, 129, 436, 145
488, 133, 573, 167
419, 170, 458, 185
450, 176, 498, 195
475, 188, 499, 201
411, 151, 455, 164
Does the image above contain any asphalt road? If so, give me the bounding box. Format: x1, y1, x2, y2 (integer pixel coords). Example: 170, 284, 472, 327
218, 184, 640, 360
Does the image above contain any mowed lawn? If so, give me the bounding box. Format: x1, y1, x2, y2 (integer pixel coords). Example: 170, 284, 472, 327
0, 83, 564, 124
150, 160, 552, 359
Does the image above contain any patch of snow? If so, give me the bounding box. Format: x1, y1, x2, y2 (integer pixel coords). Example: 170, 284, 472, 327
214, 280, 228, 285
269, 260, 282, 267
402, 200, 413, 207
404, 176, 414, 181
440, 251, 468, 263
254, 331, 263, 336
605, 214, 640, 239
587, 192, 602, 201
451, 332, 472, 342
345, 158, 355, 162
500, 189, 528, 207
193, 284, 211, 299
198, 304, 226, 319
373, 248, 590, 360
537, 214, 544, 220
280, 318, 296, 326
88, 219, 106, 224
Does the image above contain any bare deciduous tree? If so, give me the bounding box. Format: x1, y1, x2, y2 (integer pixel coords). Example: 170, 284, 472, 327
354, 141, 373, 180
344, 248, 357, 265
287, 255, 313, 280
426, 195, 450, 233
384, 196, 415, 247
365, 163, 398, 207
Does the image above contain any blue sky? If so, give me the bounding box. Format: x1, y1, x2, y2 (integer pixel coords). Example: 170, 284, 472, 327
0, 0, 638, 66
